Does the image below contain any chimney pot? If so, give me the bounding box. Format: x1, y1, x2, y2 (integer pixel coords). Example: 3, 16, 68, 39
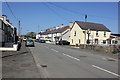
69, 22, 73, 28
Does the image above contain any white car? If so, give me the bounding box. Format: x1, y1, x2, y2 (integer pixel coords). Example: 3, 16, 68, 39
23, 38, 27, 41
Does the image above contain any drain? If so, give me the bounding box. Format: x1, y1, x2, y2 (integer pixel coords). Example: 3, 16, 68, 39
21, 63, 31, 67
41, 64, 47, 67
12, 60, 16, 61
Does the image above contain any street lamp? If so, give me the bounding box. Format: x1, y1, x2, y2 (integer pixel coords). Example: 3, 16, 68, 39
87, 29, 90, 44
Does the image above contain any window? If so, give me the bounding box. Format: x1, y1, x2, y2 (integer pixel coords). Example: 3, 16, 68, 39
79, 39, 80, 43
95, 39, 98, 44
103, 40, 106, 44
104, 32, 106, 36
74, 31, 76, 36
112, 40, 115, 44
115, 40, 118, 44
96, 31, 98, 36
72, 39, 73, 43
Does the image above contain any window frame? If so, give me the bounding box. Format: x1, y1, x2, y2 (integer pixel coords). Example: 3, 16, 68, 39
74, 31, 76, 36
104, 31, 106, 37
96, 31, 99, 37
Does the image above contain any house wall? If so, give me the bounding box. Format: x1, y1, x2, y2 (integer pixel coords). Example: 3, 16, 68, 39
42, 35, 48, 40
52, 33, 56, 42
0, 16, 16, 43
62, 29, 70, 42
48, 34, 53, 41
0, 30, 2, 45
52, 33, 62, 42
88, 30, 111, 44
70, 22, 111, 45
0, 20, 2, 43
111, 37, 120, 45
70, 22, 85, 45
36, 34, 40, 39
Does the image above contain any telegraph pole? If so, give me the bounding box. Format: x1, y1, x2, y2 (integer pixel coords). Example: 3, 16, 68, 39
18, 20, 21, 41
84, 14, 87, 48
18, 20, 20, 35
85, 14, 87, 22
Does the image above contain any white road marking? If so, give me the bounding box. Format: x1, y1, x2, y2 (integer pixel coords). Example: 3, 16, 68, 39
63, 53, 80, 61
51, 49, 59, 52
92, 65, 120, 77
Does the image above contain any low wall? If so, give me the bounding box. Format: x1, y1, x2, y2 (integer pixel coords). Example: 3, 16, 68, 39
0, 44, 18, 51
79, 44, 120, 53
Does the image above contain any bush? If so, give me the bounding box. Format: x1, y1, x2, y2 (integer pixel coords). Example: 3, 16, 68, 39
112, 51, 118, 54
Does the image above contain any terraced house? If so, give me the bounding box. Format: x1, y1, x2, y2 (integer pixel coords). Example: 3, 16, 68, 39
70, 21, 111, 46
36, 23, 72, 43
0, 15, 17, 47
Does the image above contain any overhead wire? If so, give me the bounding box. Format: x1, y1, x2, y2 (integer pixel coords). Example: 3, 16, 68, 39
47, 2, 117, 20
4, 0, 19, 21
43, 2, 70, 21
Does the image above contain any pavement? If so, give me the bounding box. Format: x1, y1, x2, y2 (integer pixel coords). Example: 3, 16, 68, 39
29, 42, 119, 78
2, 42, 41, 78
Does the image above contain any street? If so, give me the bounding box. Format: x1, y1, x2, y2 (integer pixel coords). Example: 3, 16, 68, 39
29, 42, 119, 78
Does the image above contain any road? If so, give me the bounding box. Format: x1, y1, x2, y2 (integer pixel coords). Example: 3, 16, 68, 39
29, 42, 119, 78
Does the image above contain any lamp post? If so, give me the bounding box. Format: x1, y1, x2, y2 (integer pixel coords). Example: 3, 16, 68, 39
83, 30, 86, 48
87, 29, 90, 44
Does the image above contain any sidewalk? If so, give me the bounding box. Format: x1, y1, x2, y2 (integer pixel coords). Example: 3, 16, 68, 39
2, 42, 41, 78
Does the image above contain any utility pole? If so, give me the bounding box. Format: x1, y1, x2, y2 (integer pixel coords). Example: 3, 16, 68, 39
85, 14, 87, 22
18, 20, 21, 41
87, 29, 90, 44
84, 14, 87, 48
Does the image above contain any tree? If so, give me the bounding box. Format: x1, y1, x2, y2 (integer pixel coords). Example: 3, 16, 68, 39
26, 32, 36, 38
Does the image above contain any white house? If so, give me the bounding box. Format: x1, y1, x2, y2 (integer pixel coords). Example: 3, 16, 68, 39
36, 23, 72, 44
0, 15, 18, 47
70, 21, 111, 46
110, 34, 120, 45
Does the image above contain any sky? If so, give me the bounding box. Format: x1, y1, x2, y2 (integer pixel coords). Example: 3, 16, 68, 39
2, 2, 118, 35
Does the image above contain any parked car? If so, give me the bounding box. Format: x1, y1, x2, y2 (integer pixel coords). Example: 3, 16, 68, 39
35, 39, 40, 42
23, 38, 27, 41
39, 39, 46, 43
25, 39, 35, 47
58, 40, 70, 45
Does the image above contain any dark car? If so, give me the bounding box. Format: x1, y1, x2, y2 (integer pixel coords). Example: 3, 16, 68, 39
35, 39, 40, 42
58, 40, 70, 45
39, 39, 46, 43
25, 39, 35, 47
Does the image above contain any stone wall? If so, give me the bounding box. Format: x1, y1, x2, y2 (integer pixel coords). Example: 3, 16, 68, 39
79, 44, 120, 53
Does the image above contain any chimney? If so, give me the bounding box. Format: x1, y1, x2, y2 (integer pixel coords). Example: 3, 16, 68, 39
2, 15, 7, 22
60, 24, 64, 28
69, 22, 73, 28
55, 26, 59, 29
6, 19, 10, 23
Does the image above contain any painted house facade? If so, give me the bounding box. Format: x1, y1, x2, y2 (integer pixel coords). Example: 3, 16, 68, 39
110, 34, 120, 45
36, 24, 71, 43
0, 15, 17, 47
70, 21, 111, 45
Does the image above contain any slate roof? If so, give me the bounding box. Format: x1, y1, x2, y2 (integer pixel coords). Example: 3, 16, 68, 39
75, 21, 111, 32
111, 34, 120, 37
53, 26, 69, 33
40, 26, 70, 35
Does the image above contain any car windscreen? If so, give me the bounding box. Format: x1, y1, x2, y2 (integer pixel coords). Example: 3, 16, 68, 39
27, 40, 33, 42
